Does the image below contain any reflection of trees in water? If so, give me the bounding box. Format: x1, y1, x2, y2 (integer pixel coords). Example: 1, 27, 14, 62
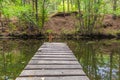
118, 52, 120, 80
68, 40, 120, 80
1, 40, 7, 80
0, 39, 43, 80
0, 40, 23, 80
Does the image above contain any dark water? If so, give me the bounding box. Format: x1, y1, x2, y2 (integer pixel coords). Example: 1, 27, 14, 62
67, 40, 120, 80
0, 39, 44, 80
0, 39, 120, 80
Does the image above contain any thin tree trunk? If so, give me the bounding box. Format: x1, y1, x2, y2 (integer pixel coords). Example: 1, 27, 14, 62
110, 52, 113, 80
23, 0, 26, 5
32, 0, 35, 15
70, 0, 73, 11
67, 0, 70, 12
113, 0, 117, 19
0, 3, 3, 32
77, 0, 83, 33
63, 0, 65, 17
87, 0, 91, 34
35, 0, 38, 21
42, 0, 45, 28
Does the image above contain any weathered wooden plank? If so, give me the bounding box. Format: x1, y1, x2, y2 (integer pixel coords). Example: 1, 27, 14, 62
25, 65, 82, 69
39, 51, 73, 53
33, 56, 75, 59
34, 55, 75, 58
40, 47, 70, 49
35, 53, 74, 56
32, 57, 77, 60
42, 43, 67, 46
39, 47, 71, 50
16, 76, 89, 80
40, 44, 68, 49
31, 59, 77, 61
29, 60, 79, 64
40, 51, 73, 53
39, 48, 70, 50
35, 52, 73, 55
39, 49, 69, 51
19, 70, 86, 76
40, 45, 68, 48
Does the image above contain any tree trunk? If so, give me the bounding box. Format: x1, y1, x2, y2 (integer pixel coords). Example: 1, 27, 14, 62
32, 0, 35, 15
35, 0, 38, 21
63, 0, 65, 17
113, 0, 117, 19
0, 3, 3, 32
67, 0, 70, 12
42, 0, 45, 28
77, 0, 83, 33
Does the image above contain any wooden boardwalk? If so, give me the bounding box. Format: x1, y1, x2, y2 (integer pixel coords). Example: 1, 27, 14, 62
16, 42, 89, 80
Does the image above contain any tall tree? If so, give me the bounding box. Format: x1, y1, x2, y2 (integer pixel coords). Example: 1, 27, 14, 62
0, 0, 3, 32
35, 0, 38, 21
77, 0, 83, 33
42, 0, 46, 28
32, 0, 35, 14
67, 0, 70, 12
113, 0, 117, 19
63, 0, 65, 13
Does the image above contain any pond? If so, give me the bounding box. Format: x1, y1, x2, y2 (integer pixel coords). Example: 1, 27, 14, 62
67, 39, 120, 80
0, 39, 120, 80
0, 39, 44, 80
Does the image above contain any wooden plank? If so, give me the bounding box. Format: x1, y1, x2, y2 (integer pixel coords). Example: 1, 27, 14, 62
39, 48, 71, 50
19, 70, 86, 76
25, 65, 82, 69
40, 45, 68, 49
29, 60, 79, 64
32, 57, 77, 60
43, 43, 67, 45
35, 53, 74, 56
35, 52, 73, 55
39, 47, 69, 49
33, 56, 75, 59
34, 55, 75, 58
40, 51, 73, 53
39, 51, 73, 53
31, 59, 77, 61
39, 49, 70, 51
16, 76, 89, 80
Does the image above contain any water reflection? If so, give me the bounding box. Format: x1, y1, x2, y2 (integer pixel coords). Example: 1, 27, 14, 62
0, 39, 120, 80
67, 40, 120, 80
0, 39, 43, 80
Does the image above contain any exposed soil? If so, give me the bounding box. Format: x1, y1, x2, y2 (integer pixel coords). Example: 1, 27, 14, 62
42, 12, 78, 35
101, 15, 120, 36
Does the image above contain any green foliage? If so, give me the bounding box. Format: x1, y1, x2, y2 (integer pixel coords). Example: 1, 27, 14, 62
114, 7, 120, 15
57, 1, 77, 12
46, 29, 53, 34
2, 5, 31, 18
0, 0, 49, 29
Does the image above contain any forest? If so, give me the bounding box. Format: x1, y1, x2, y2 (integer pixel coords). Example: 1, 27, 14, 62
0, 0, 120, 38
0, 0, 120, 80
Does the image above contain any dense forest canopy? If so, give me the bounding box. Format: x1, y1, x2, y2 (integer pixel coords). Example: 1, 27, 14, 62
0, 0, 120, 36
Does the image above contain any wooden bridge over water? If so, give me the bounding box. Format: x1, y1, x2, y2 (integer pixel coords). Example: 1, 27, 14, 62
16, 42, 89, 80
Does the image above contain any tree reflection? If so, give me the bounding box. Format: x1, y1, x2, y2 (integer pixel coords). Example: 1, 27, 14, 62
0, 39, 43, 80
67, 40, 120, 80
